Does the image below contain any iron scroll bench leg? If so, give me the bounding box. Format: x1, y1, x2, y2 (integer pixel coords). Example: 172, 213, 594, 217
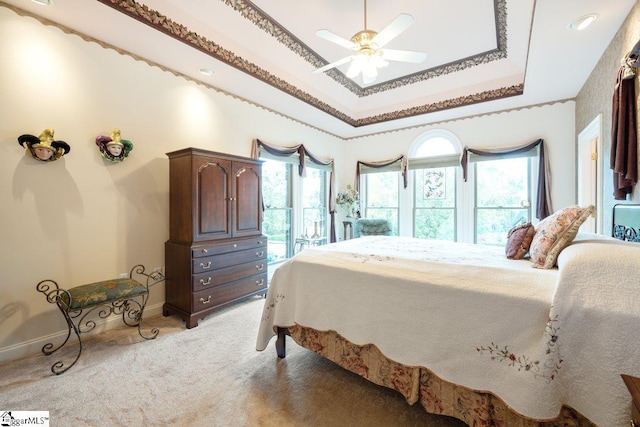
36, 264, 164, 375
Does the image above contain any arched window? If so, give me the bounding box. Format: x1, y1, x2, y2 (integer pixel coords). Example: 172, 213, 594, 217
408, 130, 461, 241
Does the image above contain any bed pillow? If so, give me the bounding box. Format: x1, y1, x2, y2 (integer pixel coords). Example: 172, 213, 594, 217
505, 222, 535, 259
529, 205, 595, 269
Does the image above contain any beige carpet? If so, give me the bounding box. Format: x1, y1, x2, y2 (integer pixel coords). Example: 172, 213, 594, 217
0, 297, 466, 426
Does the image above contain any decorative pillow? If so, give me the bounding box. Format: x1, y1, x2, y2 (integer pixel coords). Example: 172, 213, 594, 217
505, 222, 535, 259
529, 205, 595, 269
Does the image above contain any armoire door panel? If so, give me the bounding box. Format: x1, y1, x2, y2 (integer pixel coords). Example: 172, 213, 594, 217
233, 162, 262, 237
195, 157, 232, 241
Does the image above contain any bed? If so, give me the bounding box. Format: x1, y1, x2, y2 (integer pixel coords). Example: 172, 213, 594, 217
256, 204, 640, 426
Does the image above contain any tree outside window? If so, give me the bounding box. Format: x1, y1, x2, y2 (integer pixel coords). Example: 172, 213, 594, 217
364, 172, 399, 234
262, 160, 292, 263
475, 157, 531, 245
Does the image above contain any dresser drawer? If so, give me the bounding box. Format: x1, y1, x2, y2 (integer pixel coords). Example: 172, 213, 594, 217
192, 260, 267, 291
192, 237, 267, 258
192, 247, 267, 274
192, 273, 268, 311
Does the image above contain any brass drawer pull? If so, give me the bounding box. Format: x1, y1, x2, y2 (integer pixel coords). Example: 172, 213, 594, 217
199, 277, 212, 286
200, 296, 212, 304
201, 248, 208, 254
256, 251, 264, 257
255, 279, 264, 287
200, 261, 211, 270
256, 264, 264, 271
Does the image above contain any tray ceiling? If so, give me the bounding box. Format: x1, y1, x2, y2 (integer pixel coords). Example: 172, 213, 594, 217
1, 0, 636, 138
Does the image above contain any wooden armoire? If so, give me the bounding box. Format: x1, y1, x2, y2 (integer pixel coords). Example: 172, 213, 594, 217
163, 148, 267, 328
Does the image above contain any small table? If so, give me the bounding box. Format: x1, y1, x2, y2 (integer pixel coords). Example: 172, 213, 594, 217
342, 220, 354, 240
294, 236, 327, 253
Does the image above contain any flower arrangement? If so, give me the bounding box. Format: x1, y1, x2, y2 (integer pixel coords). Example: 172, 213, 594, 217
336, 184, 359, 217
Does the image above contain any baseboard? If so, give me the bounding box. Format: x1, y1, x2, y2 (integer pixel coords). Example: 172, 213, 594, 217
0, 302, 165, 364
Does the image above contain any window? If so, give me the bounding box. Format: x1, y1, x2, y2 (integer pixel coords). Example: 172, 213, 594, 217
261, 157, 330, 266
407, 130, 536, 243
409, 131, 460, 241
414, 167, 456, 240
262, 160, 293, 264
301, 167, 328, 238
474, 157, 531, 245
363, 172, 399, 234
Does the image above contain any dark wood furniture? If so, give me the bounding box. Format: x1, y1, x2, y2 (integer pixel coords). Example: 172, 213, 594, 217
622, 374, 640, 426
163, 148, 267, 328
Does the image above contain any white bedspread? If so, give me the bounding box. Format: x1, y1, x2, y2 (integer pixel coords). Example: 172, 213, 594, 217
256, 235, 640, 426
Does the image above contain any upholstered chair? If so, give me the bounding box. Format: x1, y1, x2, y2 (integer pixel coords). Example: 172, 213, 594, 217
353, 218, 393, 237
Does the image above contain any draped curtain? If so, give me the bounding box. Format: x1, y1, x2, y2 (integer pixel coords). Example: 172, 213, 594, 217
460, 138, 552, 220
251, 139, 337, 243
355, 155, 408, 195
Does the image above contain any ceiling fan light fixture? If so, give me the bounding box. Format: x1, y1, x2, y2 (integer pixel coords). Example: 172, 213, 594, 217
313, 0, 423, 84
347, 50, 388, 83
568, 14, 599, 31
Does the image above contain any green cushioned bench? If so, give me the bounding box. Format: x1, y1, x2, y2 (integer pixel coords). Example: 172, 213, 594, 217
36, 265, 164, 375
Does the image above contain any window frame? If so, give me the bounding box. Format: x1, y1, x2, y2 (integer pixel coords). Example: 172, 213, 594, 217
407, 130, 462, 240
472, 155, 533, 245
360, 170, 401, 235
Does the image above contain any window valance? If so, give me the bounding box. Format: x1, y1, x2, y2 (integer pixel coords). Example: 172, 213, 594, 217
355, 155, 408, 194
461, 138, 551, 220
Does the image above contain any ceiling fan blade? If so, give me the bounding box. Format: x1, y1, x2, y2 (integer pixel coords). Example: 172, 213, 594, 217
381, 49, 427, 63
315, 29, 356, 50
372, 13, 414, 48
313, 56, 353, 74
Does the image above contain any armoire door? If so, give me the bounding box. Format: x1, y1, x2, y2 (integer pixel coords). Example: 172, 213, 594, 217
194, 156, 232, 241
232, 160, 262, 238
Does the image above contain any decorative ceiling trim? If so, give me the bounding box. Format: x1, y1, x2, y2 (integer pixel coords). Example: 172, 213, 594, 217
0, 1, 566, 142
222, 0, 508, 98
358, 83, 523, 126
96, 0, 521, 128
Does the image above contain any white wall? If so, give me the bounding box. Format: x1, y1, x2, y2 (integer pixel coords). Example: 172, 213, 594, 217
0, 5, 577, 362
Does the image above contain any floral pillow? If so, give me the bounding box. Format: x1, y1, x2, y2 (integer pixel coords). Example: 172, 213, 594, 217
505, 222, 535, 259
529, 205, 595, 269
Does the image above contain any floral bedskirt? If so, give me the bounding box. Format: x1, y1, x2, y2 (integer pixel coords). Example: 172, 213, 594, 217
287, 324, 595, 427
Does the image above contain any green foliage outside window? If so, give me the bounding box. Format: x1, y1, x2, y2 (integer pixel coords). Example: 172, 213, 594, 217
414, 167, 456, 240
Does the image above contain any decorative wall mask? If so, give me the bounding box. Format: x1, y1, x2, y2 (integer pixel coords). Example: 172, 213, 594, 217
18, 129, 71, 162
95, 128, 133, 162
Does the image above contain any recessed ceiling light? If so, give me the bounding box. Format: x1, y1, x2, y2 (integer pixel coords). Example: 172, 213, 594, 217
31, 0, 54, 5
568, 14, 599, 31
199, 67, 214, 76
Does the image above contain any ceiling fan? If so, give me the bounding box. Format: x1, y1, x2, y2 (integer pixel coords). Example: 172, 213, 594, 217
312, 0, 427, 85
